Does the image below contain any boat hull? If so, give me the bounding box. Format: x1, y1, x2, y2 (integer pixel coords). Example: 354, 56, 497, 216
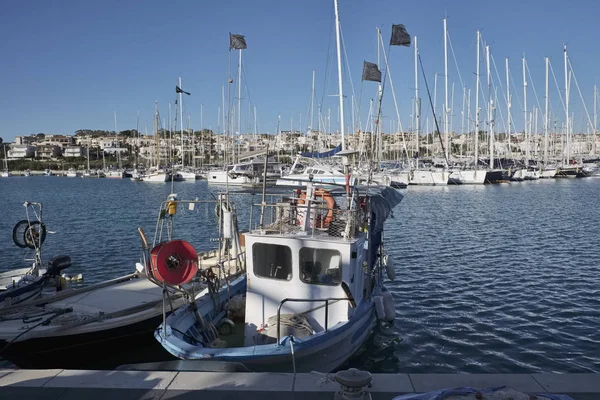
409, 170, 449, 186
450, 170, 486, 185
0, 314, 174, 369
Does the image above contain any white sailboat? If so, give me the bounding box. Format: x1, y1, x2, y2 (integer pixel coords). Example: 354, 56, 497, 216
141, 102, 169, 183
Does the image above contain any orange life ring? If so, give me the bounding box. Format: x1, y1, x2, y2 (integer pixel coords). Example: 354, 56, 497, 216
297, 189, 336, 228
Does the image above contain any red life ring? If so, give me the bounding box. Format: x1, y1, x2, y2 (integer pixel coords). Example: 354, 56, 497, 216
297, 189, 336, 228
148, 240, 198, 285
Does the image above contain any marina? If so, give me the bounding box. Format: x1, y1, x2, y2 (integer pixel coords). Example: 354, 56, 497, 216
2, 0, 600, 397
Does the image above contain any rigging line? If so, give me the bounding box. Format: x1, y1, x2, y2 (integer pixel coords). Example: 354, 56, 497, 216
490, 55, 509, 134
568, 58, 595, 132
319, 5, 335, 111
339, 25, 358, 131
446, 30, 465, 90
525, 59, 545, 123
548, 60, 567, 114
418, 53, 448, 165
508, 69, 524, 118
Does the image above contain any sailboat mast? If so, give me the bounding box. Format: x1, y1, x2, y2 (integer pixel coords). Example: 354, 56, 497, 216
594, 84, 597, 156
564, 45, 570, 164
544, 57, 549, 166
179, 77, 184, 169
523, 56, 529, 166
486, 45, 493, 169
474, 30, 480, 170
310, 70, 315, 130
414, 36, 420, 158
506, 58, 511, 157
155, 101, 160, 168
333, 0, 346, 150
136, 110, 140, 168
443, 18, 449, 161
237, 49, 242, 163
114, 111, 121, 169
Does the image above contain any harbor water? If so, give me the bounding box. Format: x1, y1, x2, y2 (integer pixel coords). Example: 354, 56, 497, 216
1, 177, 599, 373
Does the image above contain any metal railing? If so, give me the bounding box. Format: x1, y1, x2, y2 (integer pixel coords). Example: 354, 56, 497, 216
249, 200, 362, 240
276, 297, 353, 343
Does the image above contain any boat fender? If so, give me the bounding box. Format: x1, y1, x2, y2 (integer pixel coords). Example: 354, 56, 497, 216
216, 318, 235, 335
382, 290, 395, 322
374, 295, 385, 320
383, 254, 396, 281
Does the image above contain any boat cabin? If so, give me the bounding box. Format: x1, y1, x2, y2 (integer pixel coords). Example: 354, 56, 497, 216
242, 191, 368, 346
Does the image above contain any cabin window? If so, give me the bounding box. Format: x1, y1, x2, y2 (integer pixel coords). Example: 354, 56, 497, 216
316, 169, 325, 175
252, 243, 293, 281
299, 248, 341, 286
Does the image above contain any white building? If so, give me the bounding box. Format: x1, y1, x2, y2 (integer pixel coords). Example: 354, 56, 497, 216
63, 146, 85, 158
8, 144, 36, 158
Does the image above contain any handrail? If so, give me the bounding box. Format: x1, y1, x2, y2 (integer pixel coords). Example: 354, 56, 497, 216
276, 297, 352, 344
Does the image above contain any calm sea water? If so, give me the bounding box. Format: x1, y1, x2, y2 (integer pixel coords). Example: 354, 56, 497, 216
1, 177, 599, 373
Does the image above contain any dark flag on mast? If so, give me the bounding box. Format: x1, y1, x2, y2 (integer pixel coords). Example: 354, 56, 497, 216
176, 86, 191, 95
362, 61, 382, 82
229, 33, 247, 50
390, 24, 411, 47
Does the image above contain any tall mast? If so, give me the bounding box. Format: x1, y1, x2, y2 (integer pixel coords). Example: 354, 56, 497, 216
414, 35, 419, 158
522, 56, 529, 166
443, 18, 449, 161
237, 49, 242, 164
544, 57, 549, 165
114, 111, 121, 170
506, 58, 511, 157
333, 0, 346, 150
376, 27, 382, 162
155, 101, 159, 169
474, 30, 480, 170
179, 77, 184, 169
486, 44, 493, 169
594, 84, 597, 156
310, 70, 315, 130
564, 45, 570, 164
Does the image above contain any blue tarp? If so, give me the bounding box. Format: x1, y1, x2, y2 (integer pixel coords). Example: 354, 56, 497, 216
393, 386, 574, 400
300, 144, 342, 159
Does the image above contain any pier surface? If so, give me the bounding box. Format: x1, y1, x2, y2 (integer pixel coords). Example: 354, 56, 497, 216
0, 369, 598, 399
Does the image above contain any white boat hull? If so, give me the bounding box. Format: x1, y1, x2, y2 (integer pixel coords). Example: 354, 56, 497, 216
207, 170, 256, 186
449, 170, 486, 185
539, 168, 557, 179
409, 170, 449, 186
141, 172, 169, 182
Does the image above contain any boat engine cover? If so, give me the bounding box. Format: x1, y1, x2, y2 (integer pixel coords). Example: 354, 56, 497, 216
47, 255, 72, 275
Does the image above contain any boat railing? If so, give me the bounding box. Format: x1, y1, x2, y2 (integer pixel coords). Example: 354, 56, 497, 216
249, 199, 363, 240
276, 297, 353, 344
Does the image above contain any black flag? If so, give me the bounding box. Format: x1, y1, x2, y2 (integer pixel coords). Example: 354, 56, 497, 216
390, 24, 411, 47
362, 61, 382, 82
176, 86, 191, 95
229, 33, 247, 50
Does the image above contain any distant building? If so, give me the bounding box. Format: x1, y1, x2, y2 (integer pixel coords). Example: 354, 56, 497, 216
63, 146, 84, 158
8, 144, 36, 158
35, 145, 62, 159
14, 135, 38, 146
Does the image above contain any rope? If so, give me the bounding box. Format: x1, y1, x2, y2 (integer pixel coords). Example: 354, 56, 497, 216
289, 336, 297, 391
0, 307, 73, 356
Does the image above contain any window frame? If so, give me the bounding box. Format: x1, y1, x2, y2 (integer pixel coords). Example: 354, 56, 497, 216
298, 247, 342, 286
252, 242, 293, 281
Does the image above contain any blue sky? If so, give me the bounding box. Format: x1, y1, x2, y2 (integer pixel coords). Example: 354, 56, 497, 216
1, 0, 599, 142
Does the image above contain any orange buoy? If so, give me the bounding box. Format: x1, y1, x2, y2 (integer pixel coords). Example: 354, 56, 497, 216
148, 240, 198, 285
297, 189, 336, 228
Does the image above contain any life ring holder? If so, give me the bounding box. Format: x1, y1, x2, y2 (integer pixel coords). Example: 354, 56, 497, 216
297, 189, 336, 229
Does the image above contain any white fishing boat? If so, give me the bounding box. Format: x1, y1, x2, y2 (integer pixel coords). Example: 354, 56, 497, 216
207, 168, 258, 186
409, 168, 449, 186
140, 169, 170, 182
1, 202, 72, 307
105, 169, 125, 179
449, 169, 486, 185
0, 195, 232, 369
155, 182, 402, 372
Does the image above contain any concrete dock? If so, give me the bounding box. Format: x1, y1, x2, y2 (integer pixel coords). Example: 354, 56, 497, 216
0, 369, 598, 399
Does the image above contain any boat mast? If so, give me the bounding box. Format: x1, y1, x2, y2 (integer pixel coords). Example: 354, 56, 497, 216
114, 111, 121, 170
333, 0, 346, 150
486, 44, 493, 169
506, 58, 511, 158
544, 57, 549, 166
523, 56, 529, 167
237, 48, 242, 163
474, 30, 480, 170
136, 110, 140, 169
594, 84, 598, 156
443, 18, 449, 161
414, 36, 420, 159
310, 70, 315, 130
155, 101, 160, 169
179, 77, 184, 169
564, 45, 570, 165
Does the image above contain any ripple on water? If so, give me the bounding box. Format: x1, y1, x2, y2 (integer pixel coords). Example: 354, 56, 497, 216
0, 177, 599, 373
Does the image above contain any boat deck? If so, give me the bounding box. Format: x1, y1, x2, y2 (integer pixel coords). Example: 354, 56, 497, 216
0, 369, 597, 399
